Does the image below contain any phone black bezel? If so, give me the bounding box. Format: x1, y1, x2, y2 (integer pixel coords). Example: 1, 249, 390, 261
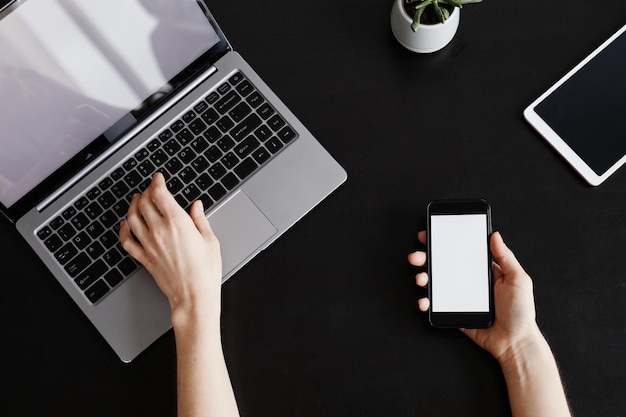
426, 199, 494, 328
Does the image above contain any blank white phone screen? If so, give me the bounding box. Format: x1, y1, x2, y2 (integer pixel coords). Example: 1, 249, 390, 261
431, 214, 489, 313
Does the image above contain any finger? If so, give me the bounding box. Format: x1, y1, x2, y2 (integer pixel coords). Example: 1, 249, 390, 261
490, 232, 526, 278
126, 194, 149, 239
407, 250, 427, 267
417, 230, 426, 245
119, 219, 146, 264
415, 271, 429, 288
136, 189, 163, 228
148, 172, 183, 218
189, 200, 214, 239
418, 297, 430, 312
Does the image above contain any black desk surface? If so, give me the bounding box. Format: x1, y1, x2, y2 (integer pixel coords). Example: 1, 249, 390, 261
2, 1, 625, 416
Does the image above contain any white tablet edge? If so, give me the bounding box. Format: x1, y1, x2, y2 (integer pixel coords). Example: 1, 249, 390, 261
523, 24, 626, 187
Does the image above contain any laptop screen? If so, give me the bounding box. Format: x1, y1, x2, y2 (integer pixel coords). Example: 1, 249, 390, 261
0, 0, 228, 217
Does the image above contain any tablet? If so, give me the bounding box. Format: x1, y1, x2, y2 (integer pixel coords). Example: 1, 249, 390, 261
524, 24, 626, 186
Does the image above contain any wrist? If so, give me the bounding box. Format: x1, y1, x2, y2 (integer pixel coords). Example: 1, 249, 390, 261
497, 325, 552, 377
171, 299, 221, 334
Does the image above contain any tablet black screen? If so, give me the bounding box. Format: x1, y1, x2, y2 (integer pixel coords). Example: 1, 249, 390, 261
535, 30, 626, 176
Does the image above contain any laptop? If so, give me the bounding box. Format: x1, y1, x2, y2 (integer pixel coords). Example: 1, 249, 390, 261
0, 0, 346, 362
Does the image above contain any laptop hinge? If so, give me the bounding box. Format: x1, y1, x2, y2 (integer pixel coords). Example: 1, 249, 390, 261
36, 65, 219, 213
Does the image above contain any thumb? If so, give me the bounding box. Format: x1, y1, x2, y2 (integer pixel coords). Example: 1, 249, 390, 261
189, 200, 214, 239
490, 232, 525, 278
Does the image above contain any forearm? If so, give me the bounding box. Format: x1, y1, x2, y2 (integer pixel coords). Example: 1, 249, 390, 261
499, 329, 571, 417
173, 308, 239, 417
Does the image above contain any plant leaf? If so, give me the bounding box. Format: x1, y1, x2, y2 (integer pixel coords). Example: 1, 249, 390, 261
411, 6, 426, 31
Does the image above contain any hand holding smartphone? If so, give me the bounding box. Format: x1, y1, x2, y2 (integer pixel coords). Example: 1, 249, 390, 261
427, 199, 494, 328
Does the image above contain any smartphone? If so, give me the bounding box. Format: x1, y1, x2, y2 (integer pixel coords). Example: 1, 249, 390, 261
427, 199, 494, 328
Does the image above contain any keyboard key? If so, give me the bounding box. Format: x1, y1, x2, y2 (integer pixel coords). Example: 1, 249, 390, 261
74, 196, 89, 210
182, 110, 196, 124
229, 72, 244, 85
217, 136, 235, 152
64, 253, 91, 278
205, 145, 223, 162
217, 115, 234, 132
84, 202, 103, 220
217, 82, 231, 95
167, 177, 184, 194
194, 173, 214, 190
266, 137, 284, 154
122, 158, 137, 171
135, 148, 149, 161
236, 80, 254, 96
222, 173, 239, 190
234, 136, 260, 158
170, 119, 185, 133
54, 242, 78, 265
112, 201, 129, 218
194, 101, 209, 114
278, 126, 297, 143
254, 125, 272, 142
182, 183, 201, 202
146, 139, 161, 152
100, 230, 119, 249
189, 118, 207, 135
201, 108, 220, 125
86, 187, 101, 200
178, 147, 196, 164
190, 136, 210, 154
75, 259, 108, 290
158, 129, 173, 142
204, 126, 222, 143
234, 157, 258, 180
221, 152, 239, 169
97, 191, 116, 209
165, 157, 183, 175
103, 247, 123, 267
179, 167, 197, 184
229, 102, 252, 123
37, 226, 52, 241
85, 279, 109, 303
104, 269, 124, 287
118, 257, 138, 276
231, 114, 262, 141
111, 181, 130, 199
72, 231, 91, 250
137, 160, 156, 177
206, 91, 219, 104
86, 221, 105, 239
164, 138, 182, 156
176, 128, 194, 144
124, 171, 142, 188
268, 114, 286, 131
71, 213, 90, 230
86, 240, 105, 260
58, 223, 77, 241
215, 90, 240, 114
191, 155, 210, 173
175, 194, 188, 208
98, 177, 114, 191
208, 183, 227, 201
44, 234, 63, 252
150, 149, 168, 167
50, 216, 64, 230
61, 206, 77, 220
246, 91, 263, 108
252, 147, 271, 165
258, 103, 274, 119
208, 163, 227, 180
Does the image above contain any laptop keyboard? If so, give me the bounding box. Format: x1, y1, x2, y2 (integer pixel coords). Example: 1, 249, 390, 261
35, 71, 298, 305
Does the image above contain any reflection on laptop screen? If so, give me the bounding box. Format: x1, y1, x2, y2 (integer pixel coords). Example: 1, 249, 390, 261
0, 0, 219, 207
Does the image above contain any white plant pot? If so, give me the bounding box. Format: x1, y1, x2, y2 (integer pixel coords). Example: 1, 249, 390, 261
390, 0, 460, 53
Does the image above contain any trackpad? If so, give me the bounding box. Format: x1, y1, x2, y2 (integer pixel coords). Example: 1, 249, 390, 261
207, 191, 277, 280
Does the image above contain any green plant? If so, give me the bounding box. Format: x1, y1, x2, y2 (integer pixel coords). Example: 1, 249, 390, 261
404, 0, 482, 32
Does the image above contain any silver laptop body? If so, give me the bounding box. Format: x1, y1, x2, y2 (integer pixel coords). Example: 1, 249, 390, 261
1, 0, 346, 362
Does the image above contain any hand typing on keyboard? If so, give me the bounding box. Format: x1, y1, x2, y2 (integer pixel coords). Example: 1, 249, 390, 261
119, 172, 223, 319
118, 172, 239, 416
